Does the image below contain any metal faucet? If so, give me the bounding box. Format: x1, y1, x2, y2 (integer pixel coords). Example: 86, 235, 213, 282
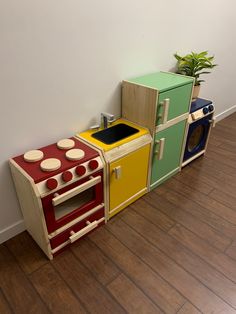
101, 112, 115, 129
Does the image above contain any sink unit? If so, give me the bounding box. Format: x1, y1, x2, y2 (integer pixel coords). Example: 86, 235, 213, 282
122, 72, 194, 189
92, 123, 139, 144
77, 119, 152, 218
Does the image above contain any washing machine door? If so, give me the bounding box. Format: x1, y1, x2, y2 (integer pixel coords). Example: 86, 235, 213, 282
184, 114, 212, 161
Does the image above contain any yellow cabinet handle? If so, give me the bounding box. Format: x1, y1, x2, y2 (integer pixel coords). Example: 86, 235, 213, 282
113, 166, 122, 180
154, 138, 165, 160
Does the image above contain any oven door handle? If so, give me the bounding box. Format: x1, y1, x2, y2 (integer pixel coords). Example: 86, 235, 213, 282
69, 220, 98, 243
52, 176, 101, 206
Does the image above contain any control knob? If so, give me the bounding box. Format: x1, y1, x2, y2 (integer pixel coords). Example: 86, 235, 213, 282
46, 178, 58, 190
203, 107, 209, 115
76, 165, 86, 176
62, 171, 73, 182
208, 104, 214, 112
88, 159, 99, 170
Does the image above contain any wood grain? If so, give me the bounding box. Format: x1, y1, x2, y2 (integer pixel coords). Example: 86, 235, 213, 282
226, 241, 236, 261
71, 237, 121, 285
52, 250, 125, 314
5, 231, 48, 274
177, 302, 201, 314
144, 189, 231, 252
107, 273, 162, 313
0, 289, 12, 314
209, 188, 236, 210
106, 216, 236, 313
130, 197, 176, 232
169, 223, 236, 283
0, 245, 50, 314
160, 177, 236, 232
114, 209, 236, 310
159, 188, 236, 240
30, 263, 86, 313
89, 226, 185, 314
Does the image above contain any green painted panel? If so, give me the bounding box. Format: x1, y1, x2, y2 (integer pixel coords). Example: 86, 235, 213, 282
156, 83, 192, 125
128, 72, 194, 92
151, 120, 186, 186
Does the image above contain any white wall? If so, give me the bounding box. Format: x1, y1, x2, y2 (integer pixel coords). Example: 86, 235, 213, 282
1, 0, 235, 242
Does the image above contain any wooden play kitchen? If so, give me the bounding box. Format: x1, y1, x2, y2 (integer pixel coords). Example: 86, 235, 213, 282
78, 118, 152, 218
10, 71, 215, 259
122, 71, 194, 189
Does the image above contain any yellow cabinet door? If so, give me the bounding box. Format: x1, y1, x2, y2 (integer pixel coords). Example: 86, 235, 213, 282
109, 144, 150, 217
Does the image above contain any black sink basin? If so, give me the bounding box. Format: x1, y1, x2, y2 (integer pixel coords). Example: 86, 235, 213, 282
92, 123, 139, 144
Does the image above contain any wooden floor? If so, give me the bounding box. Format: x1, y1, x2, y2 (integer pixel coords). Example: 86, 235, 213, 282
1, 113, 236, 314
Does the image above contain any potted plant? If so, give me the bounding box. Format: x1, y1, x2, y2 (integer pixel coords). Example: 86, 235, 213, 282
174, 51, 217, 100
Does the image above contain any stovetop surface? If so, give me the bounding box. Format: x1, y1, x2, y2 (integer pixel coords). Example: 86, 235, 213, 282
13, 137, 99, 183
190, 98, 212, 113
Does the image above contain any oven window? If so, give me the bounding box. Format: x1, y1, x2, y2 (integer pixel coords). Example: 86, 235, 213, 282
188, 125, 204, 152
54, 188, 94, 220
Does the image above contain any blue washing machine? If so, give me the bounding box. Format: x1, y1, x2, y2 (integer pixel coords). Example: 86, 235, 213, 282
182, 98, 215, 166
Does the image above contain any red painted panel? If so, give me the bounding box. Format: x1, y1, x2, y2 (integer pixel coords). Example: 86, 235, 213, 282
42, 171, 104, 233
12, 137, 99, 183
50, 207, 105, 249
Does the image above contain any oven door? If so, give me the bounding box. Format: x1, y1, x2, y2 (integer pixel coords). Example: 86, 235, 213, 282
184, 114, 213, 161
42, 171, 103, 233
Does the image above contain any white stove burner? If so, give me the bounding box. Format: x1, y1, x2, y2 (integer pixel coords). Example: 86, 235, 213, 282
65, 149, 85, 161
57, 138, 75, 150
24, 150, 44, 162
40, 158, 61, 172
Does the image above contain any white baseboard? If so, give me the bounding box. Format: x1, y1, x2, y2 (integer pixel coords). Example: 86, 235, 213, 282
0, 220, 25, 244
215, 105, 236, 122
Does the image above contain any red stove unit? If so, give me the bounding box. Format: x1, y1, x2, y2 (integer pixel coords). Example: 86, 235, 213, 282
10, 137, 105, 259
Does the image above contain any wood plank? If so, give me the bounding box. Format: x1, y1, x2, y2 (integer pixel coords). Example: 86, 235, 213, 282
30, 263, 86, 313
177, 302, 201, 314
107, 273, 162, 314
71, 237, 121, 286
5, 231, 48, 275
180, 165, 236, 196
205, 144, 236, 170
129, 197, 176, 232
190, 153, 236, 181
89, 226, 185, 314
144, 190, 231, 252
174, 167, 214, 195
105, 216, 236, 313
0, 289, 12, 314
219, 141, 236, 154
161, 178, 236, 228
226, 241, 236, 261
188, 151, 236, 177
0, 245, 50, 314
169, 224, 236, 283
159, 188, 236, 240
52, 250, 126, 314
188, 161, 236, 195
117, 208, 236, 310
209, 188, 236, 210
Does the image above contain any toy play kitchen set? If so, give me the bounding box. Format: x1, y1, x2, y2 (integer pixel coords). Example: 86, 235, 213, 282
9, 72, 215, 259
9, 138, 105, 259
78, 118, 152, 218
182, 98, 215, 167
